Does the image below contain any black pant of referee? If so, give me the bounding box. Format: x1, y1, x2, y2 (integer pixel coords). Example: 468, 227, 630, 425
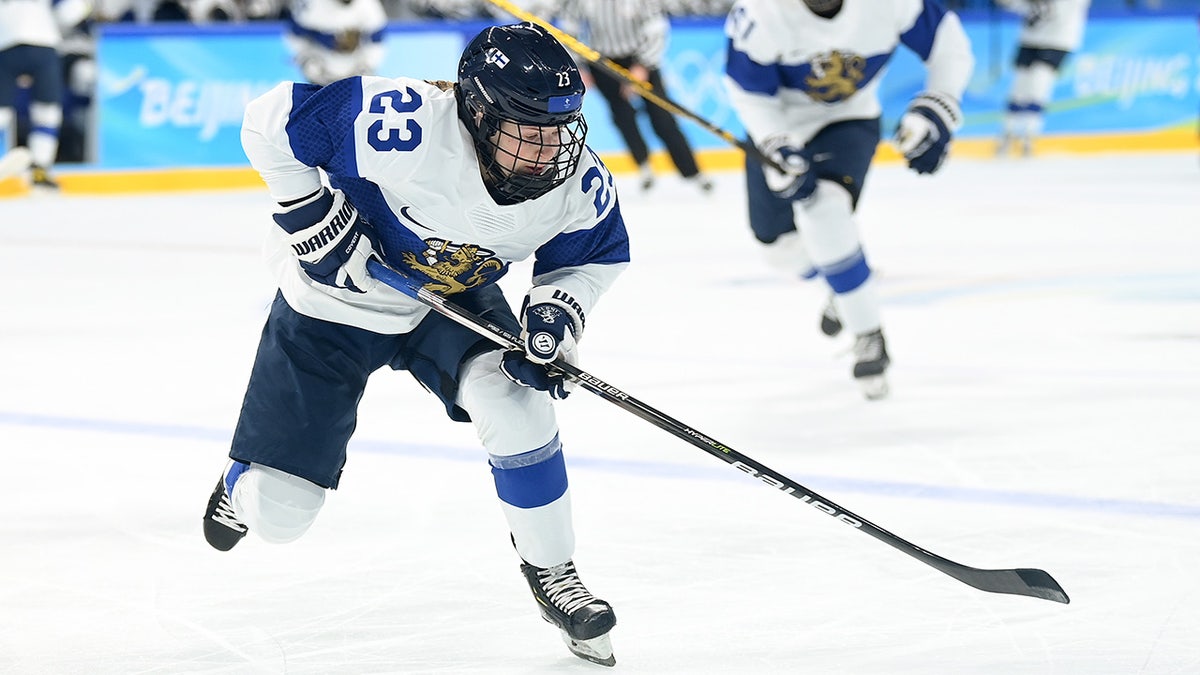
587, 56, 708, 191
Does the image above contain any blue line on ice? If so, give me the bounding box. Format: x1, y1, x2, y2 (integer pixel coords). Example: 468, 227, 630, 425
4, 410, 1198, 520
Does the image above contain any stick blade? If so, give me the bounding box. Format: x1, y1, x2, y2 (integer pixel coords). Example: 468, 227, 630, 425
1014, 568, 1070, 604
953, 566, 1069, 604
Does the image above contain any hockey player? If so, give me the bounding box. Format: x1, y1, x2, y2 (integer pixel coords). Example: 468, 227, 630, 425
996, 0, 1090, 156
283, 0, 388, 86
203, 23, 626, 666
0, 0, 91, 189
723, 0, 973, 399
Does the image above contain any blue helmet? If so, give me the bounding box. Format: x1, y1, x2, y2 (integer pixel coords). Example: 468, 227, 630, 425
457, 22, 588, 204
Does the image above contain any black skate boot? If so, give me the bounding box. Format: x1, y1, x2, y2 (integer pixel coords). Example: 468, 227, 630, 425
203, 461, 249, 551
820, 296, 843, 337
852, 329, 890, 400
521, 559, 617, 667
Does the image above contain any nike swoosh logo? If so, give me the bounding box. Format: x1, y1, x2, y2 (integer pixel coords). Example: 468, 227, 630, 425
812, 152, 834, 162
101, 66, 148, 97
399, 206, 434, 231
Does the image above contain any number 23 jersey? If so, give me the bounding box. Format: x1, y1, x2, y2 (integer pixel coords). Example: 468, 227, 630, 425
242, 76, 630, 334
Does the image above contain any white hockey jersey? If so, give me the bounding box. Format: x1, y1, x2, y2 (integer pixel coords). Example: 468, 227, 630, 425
241, 77, 630, 335
284, 0, 388, 85
0, 0, 90, 51
723, 0, 973, 146
1001, 0, 1090, 53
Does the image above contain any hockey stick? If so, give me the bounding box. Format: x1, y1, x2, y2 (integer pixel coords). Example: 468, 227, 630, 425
480, 0, 787, 174
367, 258, 1069, 604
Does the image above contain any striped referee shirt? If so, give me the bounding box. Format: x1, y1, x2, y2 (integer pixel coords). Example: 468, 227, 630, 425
554, 0, 670, 66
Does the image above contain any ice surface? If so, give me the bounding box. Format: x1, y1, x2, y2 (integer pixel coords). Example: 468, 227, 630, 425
1, 152, 1198, 673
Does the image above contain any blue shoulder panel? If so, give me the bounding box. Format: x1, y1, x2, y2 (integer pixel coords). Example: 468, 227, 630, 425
899, 0, 949, 62
725, 39, 780, 96
532, 202, 631, 278
285, 78, 365, 179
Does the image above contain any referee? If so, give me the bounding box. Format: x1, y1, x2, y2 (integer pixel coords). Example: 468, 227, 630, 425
556, 0, 713, 192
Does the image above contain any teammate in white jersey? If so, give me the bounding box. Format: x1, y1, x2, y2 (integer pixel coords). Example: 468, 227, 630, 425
0, 0, 91, 188
996, 0, 1090, 156
723, 0, 972, 399
284, 0, 388, 86
202, 23, 626, 667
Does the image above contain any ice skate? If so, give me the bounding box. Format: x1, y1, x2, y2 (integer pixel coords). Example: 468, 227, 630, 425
688, 173, 714, 193
30, 165, 60, 191
521, 559, 616, 667
820, 295, 842, 337
852, 329, 890, 400
1019, 135, 1034, 157
995, 134, 1013, 157
203, 461, 249, 551
637, 164, 654, 191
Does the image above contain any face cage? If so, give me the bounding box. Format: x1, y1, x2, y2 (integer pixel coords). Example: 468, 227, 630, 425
803, 0, 842, 12
477, 116, 588, 204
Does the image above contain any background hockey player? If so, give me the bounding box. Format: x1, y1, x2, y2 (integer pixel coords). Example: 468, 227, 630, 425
996, 0, 1090, 156
0, 0, 92, 188
203, 22, 627, 667
283, 0, 388, 86
723, 0, 973, 399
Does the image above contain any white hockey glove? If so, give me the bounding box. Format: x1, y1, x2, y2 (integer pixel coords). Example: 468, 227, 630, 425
498, 285, 585, 400
758, 134, 816, 201
274, 187, 379, 293
893, 91, 962, 175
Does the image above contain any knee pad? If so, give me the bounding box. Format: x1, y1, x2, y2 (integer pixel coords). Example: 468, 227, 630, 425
231, 464, 326, 543
28, 102, 63, 133
797, 181, 861, 268
457, 350, 558, 457
1010, 63, 1056, 108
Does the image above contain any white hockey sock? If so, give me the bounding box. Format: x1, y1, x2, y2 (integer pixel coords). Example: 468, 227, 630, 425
230, 464, 326, 543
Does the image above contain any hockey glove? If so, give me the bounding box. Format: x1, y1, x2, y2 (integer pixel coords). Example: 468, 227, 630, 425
274, 187, 379, 293
498, 285, 586, 399
759, 134, 816, 201
499, 350, 573, 400
893, 92, 962, 175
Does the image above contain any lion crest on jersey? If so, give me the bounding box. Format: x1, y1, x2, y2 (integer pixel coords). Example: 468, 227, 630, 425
401, 239, 505, 295
804, 51, 867, 103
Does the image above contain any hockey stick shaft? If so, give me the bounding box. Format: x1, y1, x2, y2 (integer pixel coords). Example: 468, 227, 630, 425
481, 0, 786, 174
367, 259, 1068, 604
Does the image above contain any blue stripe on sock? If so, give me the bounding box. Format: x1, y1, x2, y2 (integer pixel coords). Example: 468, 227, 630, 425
224, 460, 250, 497
821, 250, 871, 294
490, 437, 568, 509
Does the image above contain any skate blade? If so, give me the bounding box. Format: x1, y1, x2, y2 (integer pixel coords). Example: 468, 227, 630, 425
561, 630, 615, 667
857, 375, 889, 400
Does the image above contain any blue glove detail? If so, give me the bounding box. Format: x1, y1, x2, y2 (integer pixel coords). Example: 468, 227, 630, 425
519, 286, 584, 364
499, 350, 571, 399
901, 106, 951, 175
894, 92, 962, 176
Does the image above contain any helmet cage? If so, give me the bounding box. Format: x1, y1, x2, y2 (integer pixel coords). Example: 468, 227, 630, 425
456, 23, 588, 204
802, 0, 843, 13
466, 99, 588, 205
